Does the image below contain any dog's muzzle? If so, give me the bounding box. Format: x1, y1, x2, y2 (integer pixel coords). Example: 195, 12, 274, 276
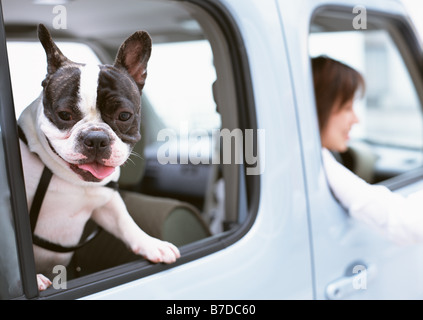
70, 129, 116, 181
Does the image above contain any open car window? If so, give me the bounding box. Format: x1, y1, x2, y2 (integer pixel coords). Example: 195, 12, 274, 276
2, 0, 258, 299
310, 15, 423, 185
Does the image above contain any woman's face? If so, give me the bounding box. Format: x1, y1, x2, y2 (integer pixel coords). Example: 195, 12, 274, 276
321, 98, 359, 152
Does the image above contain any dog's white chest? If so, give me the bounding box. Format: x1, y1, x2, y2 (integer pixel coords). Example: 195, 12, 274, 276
20, 140, 113, 241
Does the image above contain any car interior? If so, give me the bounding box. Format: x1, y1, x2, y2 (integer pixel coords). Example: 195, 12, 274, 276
2, 0, 255, 284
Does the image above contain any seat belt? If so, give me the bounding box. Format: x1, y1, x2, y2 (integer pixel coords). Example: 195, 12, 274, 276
18, 125, 118, 253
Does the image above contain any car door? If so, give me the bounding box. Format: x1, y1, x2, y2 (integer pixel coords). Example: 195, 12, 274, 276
278, 0, 423, 299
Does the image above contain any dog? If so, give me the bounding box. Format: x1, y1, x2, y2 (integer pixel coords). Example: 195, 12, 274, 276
18, 24, 180, 291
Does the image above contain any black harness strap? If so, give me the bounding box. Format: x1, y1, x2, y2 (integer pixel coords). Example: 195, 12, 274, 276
32, 227, 102, 254
18, 125, 117, 253
29, 166, 52, 234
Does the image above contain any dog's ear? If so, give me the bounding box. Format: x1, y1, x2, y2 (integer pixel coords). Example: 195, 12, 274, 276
114, 31, 152, 92
38, 24, 73, 75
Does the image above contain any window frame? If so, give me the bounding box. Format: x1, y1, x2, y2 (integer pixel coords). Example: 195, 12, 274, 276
1, 0, 259, 300
310, 4, 423, 190
0, 3, 38, 299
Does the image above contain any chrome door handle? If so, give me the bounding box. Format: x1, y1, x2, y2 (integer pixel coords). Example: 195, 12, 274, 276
325, 261, 377, 300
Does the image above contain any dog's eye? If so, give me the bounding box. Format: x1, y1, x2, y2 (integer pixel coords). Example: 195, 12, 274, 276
58, 111, 73, 121
118, 112, 132, 122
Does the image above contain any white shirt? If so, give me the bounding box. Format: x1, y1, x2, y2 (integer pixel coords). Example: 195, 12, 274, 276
322, 148, 423, 245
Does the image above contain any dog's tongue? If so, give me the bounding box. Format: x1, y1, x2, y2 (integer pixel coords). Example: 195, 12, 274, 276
77, 163, 115, 180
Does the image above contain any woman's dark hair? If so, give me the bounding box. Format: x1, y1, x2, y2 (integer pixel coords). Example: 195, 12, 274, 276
312, 55, 365, 131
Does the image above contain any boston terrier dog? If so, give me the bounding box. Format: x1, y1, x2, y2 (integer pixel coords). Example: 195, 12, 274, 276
18, 24, 180, 291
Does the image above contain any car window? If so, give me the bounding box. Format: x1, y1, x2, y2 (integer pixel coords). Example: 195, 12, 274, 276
309, 28, 423, 183
3, 0, 256, 299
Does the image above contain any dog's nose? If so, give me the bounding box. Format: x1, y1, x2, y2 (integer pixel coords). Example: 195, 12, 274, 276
83, 131, 110, 150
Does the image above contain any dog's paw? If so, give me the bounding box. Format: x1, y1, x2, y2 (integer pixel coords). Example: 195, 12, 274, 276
131, 236, 180, 264
37, 274, 52, 291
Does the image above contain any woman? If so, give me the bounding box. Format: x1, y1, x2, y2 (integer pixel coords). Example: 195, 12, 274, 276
313, 55, 423, 245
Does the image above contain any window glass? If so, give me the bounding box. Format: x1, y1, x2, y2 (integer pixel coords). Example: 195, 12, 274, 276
0, 131, 23, 299
310, 29, 423, 182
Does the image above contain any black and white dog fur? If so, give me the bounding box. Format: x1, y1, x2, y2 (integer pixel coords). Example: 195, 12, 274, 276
19, 24, 180, 291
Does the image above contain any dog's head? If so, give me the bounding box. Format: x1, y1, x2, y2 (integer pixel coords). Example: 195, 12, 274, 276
37, 24, 151, 182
